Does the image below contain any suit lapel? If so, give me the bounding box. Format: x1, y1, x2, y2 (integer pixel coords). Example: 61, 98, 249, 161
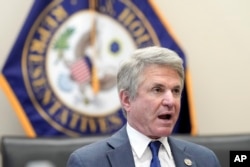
168, 137, 197, 167
106, 142, 135, 167
106, 126, 136, 167
106, 126, 199, 167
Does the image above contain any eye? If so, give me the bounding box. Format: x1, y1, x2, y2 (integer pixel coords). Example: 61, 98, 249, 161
152, 86, 164, 93
172, 88, 181, 97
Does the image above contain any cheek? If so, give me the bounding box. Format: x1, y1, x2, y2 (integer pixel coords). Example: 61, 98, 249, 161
130, 99, 152, 117
176, 100, 181, 110
174, 101, 181, 116
129, 95, 162, 120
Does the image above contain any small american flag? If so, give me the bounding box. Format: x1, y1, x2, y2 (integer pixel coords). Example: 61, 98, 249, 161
70, 58, 91, 84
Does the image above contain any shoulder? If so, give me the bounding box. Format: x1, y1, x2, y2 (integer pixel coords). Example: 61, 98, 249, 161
67, 127, 129, 166
169, 136, 221, 166
67, 138, 111, 166
74, 137, 110, 155
72, 126, 128, 155
169, 136, 216, 155
170, 136, 211, 152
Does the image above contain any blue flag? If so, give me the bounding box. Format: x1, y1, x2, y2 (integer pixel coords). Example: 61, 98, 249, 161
0, 0, 197, 137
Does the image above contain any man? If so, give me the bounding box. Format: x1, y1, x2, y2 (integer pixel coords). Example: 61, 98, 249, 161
67, 46, 221, 167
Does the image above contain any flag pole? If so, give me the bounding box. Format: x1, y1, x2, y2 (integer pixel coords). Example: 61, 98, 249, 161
89, 0, 100, 94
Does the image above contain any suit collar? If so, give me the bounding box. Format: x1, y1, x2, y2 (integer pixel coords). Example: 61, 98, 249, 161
106, 126, 136, 167
105, 126, 197, 167
168, 136, 197, 167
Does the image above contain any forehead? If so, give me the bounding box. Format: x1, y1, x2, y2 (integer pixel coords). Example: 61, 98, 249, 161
140, 64, 181, 85
142, 64, 179, 76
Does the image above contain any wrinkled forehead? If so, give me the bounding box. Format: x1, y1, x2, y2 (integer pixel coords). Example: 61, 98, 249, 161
140, 64, 180, 76
139, 64, 183, 86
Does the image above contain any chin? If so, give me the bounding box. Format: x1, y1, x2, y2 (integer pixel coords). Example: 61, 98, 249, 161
158, 128, 173, 137
147, 126, 173, 138
149, 132, 171, 139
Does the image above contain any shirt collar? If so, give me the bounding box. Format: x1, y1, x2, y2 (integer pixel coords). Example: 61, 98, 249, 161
126, 123, 173, 159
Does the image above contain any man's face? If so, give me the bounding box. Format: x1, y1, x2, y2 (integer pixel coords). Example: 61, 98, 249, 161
121, 65, 182, 139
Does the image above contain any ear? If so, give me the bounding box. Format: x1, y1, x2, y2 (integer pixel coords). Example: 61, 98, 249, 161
119, 90, 131, 112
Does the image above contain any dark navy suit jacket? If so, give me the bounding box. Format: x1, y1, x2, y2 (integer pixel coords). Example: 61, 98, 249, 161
67, 126, 221, 167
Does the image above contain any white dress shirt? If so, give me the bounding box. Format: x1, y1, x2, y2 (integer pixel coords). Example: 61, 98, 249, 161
126, 123, 176, 167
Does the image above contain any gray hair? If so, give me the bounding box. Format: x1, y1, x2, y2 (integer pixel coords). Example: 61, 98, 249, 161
117, 46, 184, 100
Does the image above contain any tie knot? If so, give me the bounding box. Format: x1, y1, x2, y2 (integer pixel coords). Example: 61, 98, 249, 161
149, 141, 161, 156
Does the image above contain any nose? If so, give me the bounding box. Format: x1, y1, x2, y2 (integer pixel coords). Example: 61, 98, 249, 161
162, 90, 174, 107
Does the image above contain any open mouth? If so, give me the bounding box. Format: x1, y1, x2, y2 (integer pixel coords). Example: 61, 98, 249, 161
158, 114, 172, 120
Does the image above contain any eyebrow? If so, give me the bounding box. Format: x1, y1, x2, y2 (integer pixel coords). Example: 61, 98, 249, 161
152, 82, 181, 89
